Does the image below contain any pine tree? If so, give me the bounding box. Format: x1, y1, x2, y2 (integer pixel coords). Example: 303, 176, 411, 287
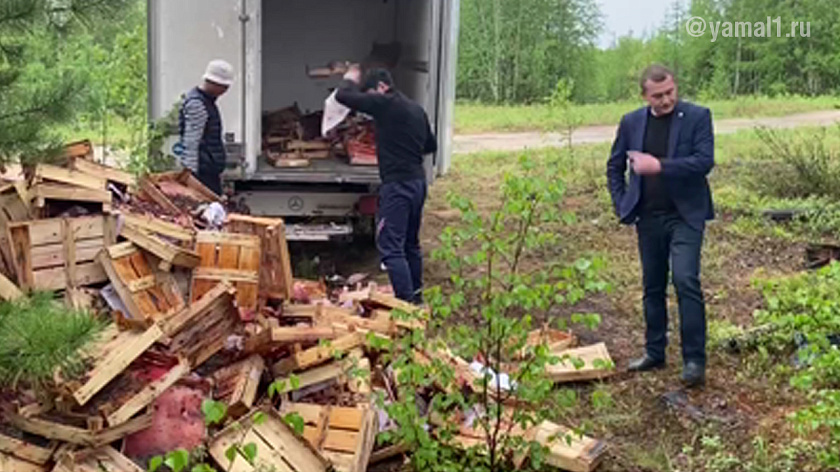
0, 0, 132, 166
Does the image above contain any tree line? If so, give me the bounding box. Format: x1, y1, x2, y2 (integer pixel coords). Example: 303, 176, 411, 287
456, 0, 840, 104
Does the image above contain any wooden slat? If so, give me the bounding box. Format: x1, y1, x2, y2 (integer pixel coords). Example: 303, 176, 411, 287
120, 212, 194, 242
328, 407, 365, 431
30, 238, 103, 269
71, 324, 164, 406
31, 262, 106, 292
126, 275, 156, 293
138, 178, 182, 215
193, 268, 259, 284
9, 216, 103, 248
69, 157, 135, 187
272, 333, 363, 375
34, 164, 107, 191
62, 218, 76, 289
0, 452, 47, 472
121, 224, 200, 268
32, 183, 110, 204
106, 358, 190, 426
5, 413, 95, 445
0, 431, 56, 464
196, 231, 260, 248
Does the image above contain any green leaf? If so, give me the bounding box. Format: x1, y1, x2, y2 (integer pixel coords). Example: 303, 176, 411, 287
164, 449, 190, 472
284, 412, 305, 436
191, 465, 215, 472
290, 374, 300, 390
224, 445, 237, 465
253, 411, 267, 426
148, 455, 163, 472
201, 399, 227, 426
242, 443, 258, 464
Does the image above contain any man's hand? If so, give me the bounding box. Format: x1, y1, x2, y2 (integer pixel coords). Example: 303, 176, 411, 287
628, 151, 662, 175
343, 64, 362, 84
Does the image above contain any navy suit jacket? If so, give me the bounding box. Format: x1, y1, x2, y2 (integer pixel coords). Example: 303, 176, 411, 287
606, 100, 715, 231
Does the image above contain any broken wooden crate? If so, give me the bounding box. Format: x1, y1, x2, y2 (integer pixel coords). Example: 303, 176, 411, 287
55, 323, 164, 407
210, 354, 265, 419
161, 281, 239, 367
98, 242, 186, 326
7, 215, 115, 292
78, 351, 190, 427
192, 231, 261, 313
225, 213, 293, 301
209, 408, 329, 472
119, 222, 200, 271
280, 402, 376, 472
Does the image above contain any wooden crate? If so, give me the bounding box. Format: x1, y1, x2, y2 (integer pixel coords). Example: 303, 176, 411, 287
546, 343, 614, 383
7, 215, 115, 292
80, 353, 190, 427
209, 408, 329, 472
280, 403, 376, 472
97, 242, 186, 326
192, 232, 261, 313
55, 323, 164, 406
53, 446, 144, 472
225, 214, 294, 302
161, 281, 239, 367
210, 354, 265, 419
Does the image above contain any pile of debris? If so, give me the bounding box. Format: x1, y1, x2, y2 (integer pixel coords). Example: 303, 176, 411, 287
0, 141, 611, 472
262, 104, 377, 169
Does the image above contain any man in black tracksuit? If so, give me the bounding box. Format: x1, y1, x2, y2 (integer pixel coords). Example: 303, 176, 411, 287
336, 67, 437, 304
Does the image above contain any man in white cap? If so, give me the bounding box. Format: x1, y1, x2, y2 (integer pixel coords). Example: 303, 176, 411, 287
177, 59, 234, 195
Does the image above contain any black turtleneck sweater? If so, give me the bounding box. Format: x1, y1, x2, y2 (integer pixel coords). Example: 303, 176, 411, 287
641, 110, 676, 214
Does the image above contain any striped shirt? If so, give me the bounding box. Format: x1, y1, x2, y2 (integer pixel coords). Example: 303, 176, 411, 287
179, 97, 209, 173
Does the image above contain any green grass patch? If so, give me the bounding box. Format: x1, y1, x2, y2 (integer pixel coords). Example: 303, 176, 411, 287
455, 95, 840, 134
0, 293, 105, 390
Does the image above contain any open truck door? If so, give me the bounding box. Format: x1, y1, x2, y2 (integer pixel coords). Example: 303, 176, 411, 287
148, 0, 261, 173
148, 0, 458, 242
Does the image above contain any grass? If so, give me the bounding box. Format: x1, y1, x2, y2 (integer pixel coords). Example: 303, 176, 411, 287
454, 95, 840, 134
0, 293, 105, 390
421, 123, 840, 471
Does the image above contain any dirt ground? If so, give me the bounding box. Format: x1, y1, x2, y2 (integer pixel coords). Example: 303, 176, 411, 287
452, 109, 840, 154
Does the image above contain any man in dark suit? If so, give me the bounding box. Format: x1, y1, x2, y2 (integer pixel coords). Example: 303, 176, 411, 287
606, 64, 715, 387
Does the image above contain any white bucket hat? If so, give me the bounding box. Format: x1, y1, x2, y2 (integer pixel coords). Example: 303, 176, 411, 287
203, 59, 235, 87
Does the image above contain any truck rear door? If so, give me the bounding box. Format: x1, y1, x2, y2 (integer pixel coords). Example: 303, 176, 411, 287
147, 0, 262, 169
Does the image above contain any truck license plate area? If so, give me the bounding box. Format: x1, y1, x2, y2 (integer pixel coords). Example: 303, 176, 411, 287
285, 223, 353, 242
